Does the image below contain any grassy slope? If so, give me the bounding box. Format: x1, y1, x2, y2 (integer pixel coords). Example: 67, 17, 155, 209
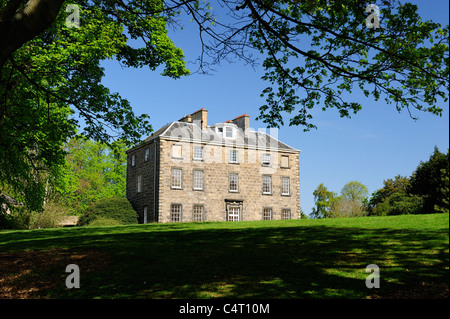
0, 214, 448, 298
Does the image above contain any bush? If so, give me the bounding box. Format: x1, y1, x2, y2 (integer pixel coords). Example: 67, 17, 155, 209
0, 212, 15, 229
373, 192, 424, 216
1, 204, 71, 229
29, 203, 68, 229
78, 197, 138, 226
1, 206, 31, 229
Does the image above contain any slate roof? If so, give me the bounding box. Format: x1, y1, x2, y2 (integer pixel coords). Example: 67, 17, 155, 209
144, 121, 299, 152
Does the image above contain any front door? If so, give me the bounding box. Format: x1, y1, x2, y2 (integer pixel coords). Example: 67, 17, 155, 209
227, 206, 240, 221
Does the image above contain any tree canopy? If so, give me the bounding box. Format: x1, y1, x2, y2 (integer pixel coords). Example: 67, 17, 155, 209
312, 181, 369, 218
0, 0, 189, 211
368, 174, 410, 212
56, 137, 129, 216
367, 147, 449, 216
409, 147, 449, 214
0, 0, 448, 212
311, 182, 336, 218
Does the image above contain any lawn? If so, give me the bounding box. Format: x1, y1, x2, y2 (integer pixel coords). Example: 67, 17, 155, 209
0, 214, 448, 299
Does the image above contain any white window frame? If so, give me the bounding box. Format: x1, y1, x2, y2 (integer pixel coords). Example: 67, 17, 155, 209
137, 175, 142, 193
216, 125, 236, 139
229, 173, 239, 192
225, 126, 234, 138
281, 177, 290, 195
143, 206, 148, 224
193, 205, 204, 222
193, 170, 204, 190
263, 208, 273, 220
229, 149, 238, 163
193, 145, 203, 160
263, 175, 272, 194
227, 206, 240, 221
171, 168, 182, 189
281, 208, 291, 220
171, 204, 182, 222
262, 153, 271, 166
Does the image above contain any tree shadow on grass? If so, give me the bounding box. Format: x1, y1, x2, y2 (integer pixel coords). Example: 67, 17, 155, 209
1, 223, 448, 298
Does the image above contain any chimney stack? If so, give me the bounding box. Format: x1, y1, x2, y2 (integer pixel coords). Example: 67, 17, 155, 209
191, 108, 208, 130
232, 114, 250, 136
179, 114, 192, 123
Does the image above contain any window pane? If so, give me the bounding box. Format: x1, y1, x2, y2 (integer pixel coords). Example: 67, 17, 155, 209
193, 170, 204, 190
137, 175, 142, 192
131, 154, 136, 166
262, 153, 271, 165
171, 204, 182, 222
263, 208, 272, 220
282, 177, 290, 195
193, 146, 203, 160
229, 173, 238, 192
225, 127, 233, 138
230, 150, 238, 163
171, 168, 182, 188
193, 205, 204, 222
143, 206, 148, 224
281, 209, 291, 220
227, 207, 240, 221
145, 148, 150, 161
263, 175, 272, 194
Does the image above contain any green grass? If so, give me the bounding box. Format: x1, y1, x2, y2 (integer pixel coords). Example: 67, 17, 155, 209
0, 214, 448, 299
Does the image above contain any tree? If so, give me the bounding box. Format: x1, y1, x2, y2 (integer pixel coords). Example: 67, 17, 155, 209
328, 181, 368, 217
329, 197, 365, 218
311, 183, 336, 218
371, 192, 424, 216
187, 0, 448, 130
1, 0, 448, 211
55, 137, 129, 215
0, 0, 189, 212
367, 149, 449, 216
340, 181, 369, 203
408, 147, 449, 214
368, 174, 410, 213
1, 1, 448, 128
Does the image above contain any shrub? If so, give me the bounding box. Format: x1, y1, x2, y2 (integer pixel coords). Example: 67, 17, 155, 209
79, 197, 138, 226
29, 203, 68, 229
0, 212, 15, 229
2, 206, 31, 229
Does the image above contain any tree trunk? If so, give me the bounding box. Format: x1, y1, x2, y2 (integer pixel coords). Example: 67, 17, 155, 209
0, 0, 65, 71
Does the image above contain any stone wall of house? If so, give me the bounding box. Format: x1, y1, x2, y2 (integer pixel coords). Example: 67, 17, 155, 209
126, 138, 159, 223
156, 139, 300, 223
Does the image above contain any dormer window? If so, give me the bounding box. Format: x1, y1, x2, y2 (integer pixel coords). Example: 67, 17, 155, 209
262, 153, 271, 166
225, 126, 233, 138
214, 123, 236, 139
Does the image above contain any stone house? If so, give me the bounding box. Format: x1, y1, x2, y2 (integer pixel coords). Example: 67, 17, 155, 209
126, 108, 301, 223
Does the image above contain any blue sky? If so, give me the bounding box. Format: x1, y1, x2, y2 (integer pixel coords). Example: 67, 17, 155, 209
101, 0, 449, 217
